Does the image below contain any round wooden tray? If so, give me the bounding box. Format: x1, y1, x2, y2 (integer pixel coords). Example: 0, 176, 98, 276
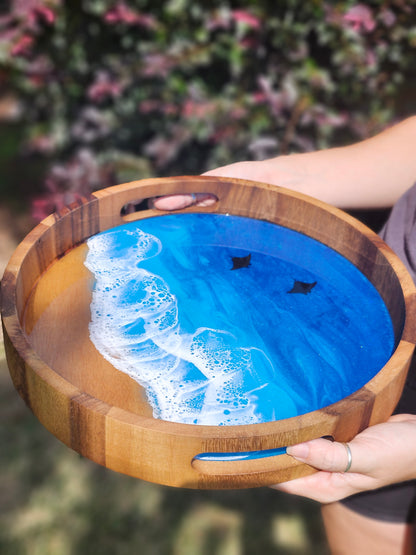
2, 176, 416, 489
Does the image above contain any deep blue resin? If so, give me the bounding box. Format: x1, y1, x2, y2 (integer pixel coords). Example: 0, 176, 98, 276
85, 213, 395, 429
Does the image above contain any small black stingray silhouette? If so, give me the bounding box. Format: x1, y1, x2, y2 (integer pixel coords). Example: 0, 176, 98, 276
231, 253, 251, 270
288, 280, 317, 294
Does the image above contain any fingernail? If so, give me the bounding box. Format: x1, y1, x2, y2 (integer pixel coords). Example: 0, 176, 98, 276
286, 443, 310, 461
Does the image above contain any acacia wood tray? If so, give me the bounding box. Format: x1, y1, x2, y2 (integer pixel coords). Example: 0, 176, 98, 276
2, 176, 416, 489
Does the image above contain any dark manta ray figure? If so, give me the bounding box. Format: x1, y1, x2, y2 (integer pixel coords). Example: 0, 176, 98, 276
288, 279, 317, 294
231, 253, 251, 270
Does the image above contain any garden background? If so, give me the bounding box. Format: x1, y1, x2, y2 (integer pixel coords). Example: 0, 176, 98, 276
1, 1, 416, 553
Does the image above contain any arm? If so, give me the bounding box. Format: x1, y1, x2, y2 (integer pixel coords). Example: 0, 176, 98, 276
152, 116, 416, 501
153, 116, 416, 210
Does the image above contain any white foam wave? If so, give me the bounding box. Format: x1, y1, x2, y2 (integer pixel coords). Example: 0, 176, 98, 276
85, 226, 291, 425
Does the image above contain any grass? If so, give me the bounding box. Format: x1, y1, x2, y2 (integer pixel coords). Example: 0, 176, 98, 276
0, 341, 329, 555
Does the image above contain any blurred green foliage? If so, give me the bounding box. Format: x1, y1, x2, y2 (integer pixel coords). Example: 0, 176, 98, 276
1, 0, 415, 217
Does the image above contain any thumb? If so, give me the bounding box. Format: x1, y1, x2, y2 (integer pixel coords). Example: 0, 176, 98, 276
287, 438, 355, 473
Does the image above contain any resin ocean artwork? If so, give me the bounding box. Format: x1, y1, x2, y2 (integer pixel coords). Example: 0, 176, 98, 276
85, 213, 394, 426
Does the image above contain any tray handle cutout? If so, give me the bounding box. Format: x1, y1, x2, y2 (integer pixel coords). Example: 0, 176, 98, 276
191, 446, 299, 480
193, 446, 287, 462
121, 192, 219, 222
191, 436, 335, 480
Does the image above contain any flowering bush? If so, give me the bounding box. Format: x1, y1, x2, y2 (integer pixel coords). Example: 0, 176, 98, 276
1, 1, 415, 219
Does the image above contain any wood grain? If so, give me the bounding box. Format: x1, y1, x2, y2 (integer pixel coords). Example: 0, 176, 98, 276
2, 176, 416, 489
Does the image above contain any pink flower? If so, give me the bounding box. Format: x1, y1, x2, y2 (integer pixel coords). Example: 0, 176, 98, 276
13, 0, 58, 31
87, 72, 125, 103
182, 99, 216, 120
138, 100, 178, 115
104, 3, 157, 29
251, 91, 268, 104
229, 106, 247, 120
11, 34, 34, 56
254, 76, 296, 117
31, 196, 56, 221
31, 190, 85, 220
141, 53, 176, 78
379, 8, 396, 27
231, 10, 261, 30
2, 1, 58, 57
343, 4, 376, 33
31, 148, 114, 221
206, 8, 262, 32
34, 5, 56, 25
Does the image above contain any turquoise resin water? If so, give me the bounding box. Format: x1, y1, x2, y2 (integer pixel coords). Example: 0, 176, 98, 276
85, 213, 394, 427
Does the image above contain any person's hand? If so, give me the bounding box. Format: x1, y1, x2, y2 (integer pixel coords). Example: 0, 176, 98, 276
150, 157, 307, 211
271, 414, 416, 503
151, 191, 217, 211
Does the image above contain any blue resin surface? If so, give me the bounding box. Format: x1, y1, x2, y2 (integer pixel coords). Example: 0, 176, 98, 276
85, 213, 394, 426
